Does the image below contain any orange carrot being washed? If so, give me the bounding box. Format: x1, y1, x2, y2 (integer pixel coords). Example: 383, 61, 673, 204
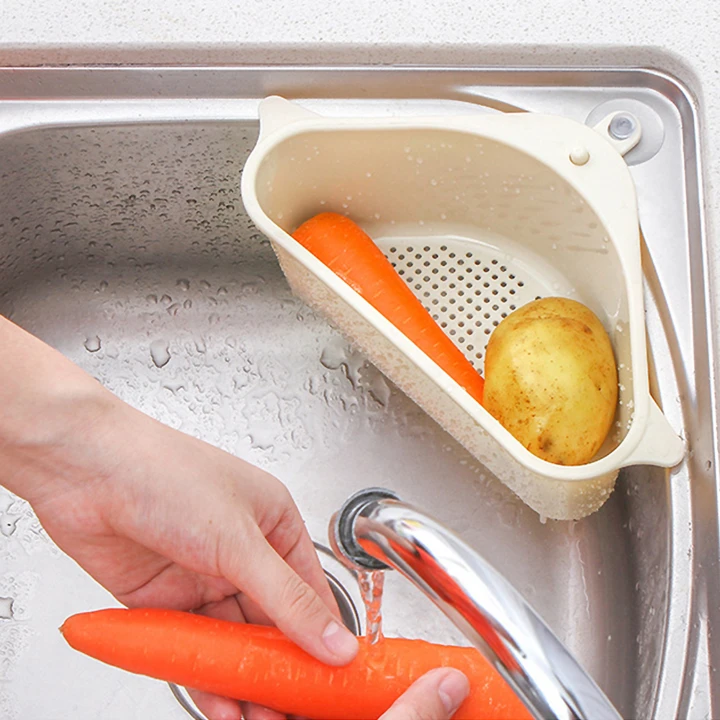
61, 608, 529, 720
293, 213, 485, 405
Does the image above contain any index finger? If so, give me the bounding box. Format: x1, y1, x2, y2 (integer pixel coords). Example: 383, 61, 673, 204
218, 525, 359, 666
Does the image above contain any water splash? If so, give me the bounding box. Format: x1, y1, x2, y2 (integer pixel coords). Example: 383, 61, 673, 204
358, 570, 385, 645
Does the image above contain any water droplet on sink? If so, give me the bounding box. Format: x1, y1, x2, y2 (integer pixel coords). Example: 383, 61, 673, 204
320, 343, 347, 370
160, 294, 172, 306
0, 597, 14, 620
0, 514, 19, 536
248, 429, 275, 450
84, 335, 101, 353
163, 381, 186, 395
150, 340, 171, 368
368, 375, 391, 407
177, 278, 190, 291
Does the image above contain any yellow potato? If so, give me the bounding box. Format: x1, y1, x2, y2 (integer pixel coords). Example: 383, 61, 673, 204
483, 297, 618, 465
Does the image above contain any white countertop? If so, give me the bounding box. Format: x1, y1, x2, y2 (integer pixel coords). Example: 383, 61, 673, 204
0, 3, 717, 716
0, 0, 717, 331
0, 1, 716, 77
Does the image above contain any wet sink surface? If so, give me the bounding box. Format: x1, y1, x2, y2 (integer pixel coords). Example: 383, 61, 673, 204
0, 68, 714, 720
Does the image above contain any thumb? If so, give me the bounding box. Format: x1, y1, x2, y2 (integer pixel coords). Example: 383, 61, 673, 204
380, 669, 470, 720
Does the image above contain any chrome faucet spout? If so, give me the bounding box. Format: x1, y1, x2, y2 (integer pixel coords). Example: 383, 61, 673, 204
330, 488, 622, 720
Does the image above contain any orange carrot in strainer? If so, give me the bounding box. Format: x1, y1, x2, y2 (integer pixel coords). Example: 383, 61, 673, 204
61, 608, 529, 720
292, 212, 485, 405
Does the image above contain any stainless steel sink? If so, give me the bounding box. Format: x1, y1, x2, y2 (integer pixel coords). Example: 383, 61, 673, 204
0, 67, 714, 720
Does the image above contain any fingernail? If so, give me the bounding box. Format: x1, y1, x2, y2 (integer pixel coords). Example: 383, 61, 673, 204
438, 670, 470, 715
322, 620, 359, 660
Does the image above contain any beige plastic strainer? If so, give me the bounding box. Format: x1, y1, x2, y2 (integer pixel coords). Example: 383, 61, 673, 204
240, 96, 684, 520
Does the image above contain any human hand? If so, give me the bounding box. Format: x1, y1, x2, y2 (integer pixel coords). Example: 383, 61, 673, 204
381, 669, 470, 720
0, 316, 358, 720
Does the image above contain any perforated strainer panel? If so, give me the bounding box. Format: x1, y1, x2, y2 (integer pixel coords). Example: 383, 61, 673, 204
377, 235, 571, 371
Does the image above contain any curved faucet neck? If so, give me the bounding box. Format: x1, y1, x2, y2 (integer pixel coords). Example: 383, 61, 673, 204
331, 490, 622, 720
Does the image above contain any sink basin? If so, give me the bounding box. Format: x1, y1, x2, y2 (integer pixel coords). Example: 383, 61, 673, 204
0, 67, 714, 720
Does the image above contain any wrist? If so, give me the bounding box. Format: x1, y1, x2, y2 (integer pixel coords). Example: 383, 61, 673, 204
0, 378, 117, 503
0, 316, 119, 504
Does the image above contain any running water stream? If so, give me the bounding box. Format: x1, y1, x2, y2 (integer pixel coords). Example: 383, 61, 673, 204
357, 569, 385, 644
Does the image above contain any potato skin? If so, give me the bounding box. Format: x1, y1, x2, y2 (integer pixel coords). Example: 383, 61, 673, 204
483, 297, 618, 465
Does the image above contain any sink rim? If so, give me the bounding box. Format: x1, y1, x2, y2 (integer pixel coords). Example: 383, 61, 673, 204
0, 64, 711, 720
